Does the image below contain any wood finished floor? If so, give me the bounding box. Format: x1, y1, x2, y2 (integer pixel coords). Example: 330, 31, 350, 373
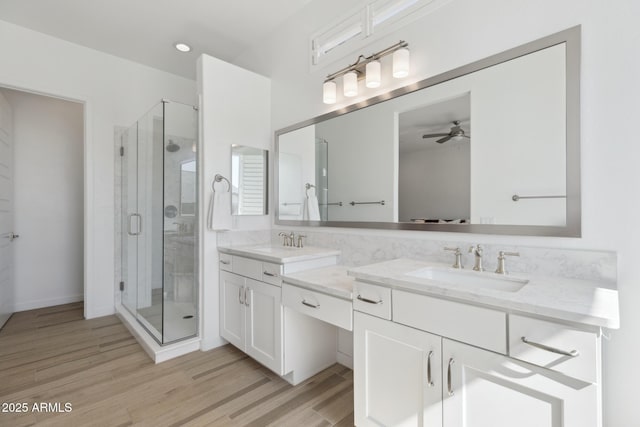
0, 303, 354, 426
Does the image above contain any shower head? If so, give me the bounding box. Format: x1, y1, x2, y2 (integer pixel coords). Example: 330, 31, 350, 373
166, 140, 180, 152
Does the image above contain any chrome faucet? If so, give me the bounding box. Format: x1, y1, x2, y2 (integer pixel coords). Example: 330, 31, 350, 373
297, 234, 306, 248
468, 244, 484, 271
444, 247, 463, 269
495, 251, 520, 274
278, 232, 291, 247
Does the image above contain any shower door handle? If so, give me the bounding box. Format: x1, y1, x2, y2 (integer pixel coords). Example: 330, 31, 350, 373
128, 213, 142, 236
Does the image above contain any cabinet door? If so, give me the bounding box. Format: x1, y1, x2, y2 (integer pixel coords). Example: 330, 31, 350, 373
354, 312, 442, 427
443, 339, 599, 427
220, 271, 245, 350
245, 278, 283, 374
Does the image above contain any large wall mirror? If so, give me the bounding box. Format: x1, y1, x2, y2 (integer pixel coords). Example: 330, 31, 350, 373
275, 27, 580, 237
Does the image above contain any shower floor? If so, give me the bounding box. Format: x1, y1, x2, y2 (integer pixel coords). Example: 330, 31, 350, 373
137, 291, 197, 343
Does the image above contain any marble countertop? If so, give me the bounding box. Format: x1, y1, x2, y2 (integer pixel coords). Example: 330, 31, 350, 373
282, 266, 354, 300
348, 258, 620, 329
217, 245, 341, 264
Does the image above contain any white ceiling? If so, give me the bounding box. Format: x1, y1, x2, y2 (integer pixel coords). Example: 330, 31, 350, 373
0, 0, 313, 79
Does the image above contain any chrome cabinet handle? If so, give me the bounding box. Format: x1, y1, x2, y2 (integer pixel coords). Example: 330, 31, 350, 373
521, 337, 579, 357
238, 286, 244, 305
220, 260, 230, 265
447, 358, 455, 396
426, 351, 434, 387
356, 295, 383, 305
128, 213, 142, 236
127, 214, 136, 236
263, 271, 278, 277
244, 288, 250, 307
301, 300, 320, 309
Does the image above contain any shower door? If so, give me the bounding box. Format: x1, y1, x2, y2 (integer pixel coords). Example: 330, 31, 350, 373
120, 100, 198, 345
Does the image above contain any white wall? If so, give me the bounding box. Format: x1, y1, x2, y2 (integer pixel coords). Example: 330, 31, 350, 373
278, 125, 316, 220
235, 0, 640, 424
399, 142, 470, 221
0, 19, 196, 318
1, 89, 84, 311
198, 54, 271, 350
317, 108, 396, 221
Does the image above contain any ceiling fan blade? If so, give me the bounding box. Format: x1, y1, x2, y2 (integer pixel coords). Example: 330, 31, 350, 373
436, 136, 452, 144
422, 133, 449, 139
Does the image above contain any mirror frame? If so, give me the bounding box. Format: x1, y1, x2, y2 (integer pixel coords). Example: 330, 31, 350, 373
275, 26, 581, 237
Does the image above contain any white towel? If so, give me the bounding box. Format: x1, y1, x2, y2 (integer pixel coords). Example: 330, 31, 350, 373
207, 190, 232, 231
303, 188, 321, 221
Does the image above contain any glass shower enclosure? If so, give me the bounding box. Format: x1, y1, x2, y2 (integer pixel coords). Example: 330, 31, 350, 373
120, 100, 198, 345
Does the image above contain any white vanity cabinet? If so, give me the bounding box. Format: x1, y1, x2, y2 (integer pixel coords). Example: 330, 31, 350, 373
443, 338, 598, 427
354, 287, 603, 427
220, 270, 283, 374
218, 247, 340, 379
354, 312, 442, 427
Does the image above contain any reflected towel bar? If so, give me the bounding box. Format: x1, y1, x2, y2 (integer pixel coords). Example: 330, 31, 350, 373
305, 183, 316, 197
512, 194, 566, 201
281, 202, 302, 206
350, 200, 385, 206
323, 202, 343, 206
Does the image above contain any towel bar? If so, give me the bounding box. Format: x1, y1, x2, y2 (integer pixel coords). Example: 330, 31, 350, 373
213, 174, 231, 193
512, 194, 566, 201
349, 200, 385, 206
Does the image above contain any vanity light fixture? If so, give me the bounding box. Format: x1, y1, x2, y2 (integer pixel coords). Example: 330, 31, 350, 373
322, 40, 409, 104
175, 42, 192, 52
343, 71, 358, 97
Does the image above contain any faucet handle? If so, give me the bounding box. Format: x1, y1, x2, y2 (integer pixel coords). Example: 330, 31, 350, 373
495, 251, 520, 274
297, 234, 306, 248
444, 247, 463, 269
278, 232, 288, 246
468, 244, 483, 254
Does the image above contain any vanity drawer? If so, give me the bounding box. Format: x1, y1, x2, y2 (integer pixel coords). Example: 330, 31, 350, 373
232, 256, 262, 281
262, 262, 283, 286
509, 314, 599, 383
219, 253, 233, 272
353, 281, 391, 320
393, 290, 507, 354
282, 283, 353, 330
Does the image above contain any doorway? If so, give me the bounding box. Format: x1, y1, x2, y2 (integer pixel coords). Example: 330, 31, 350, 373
0, 87, 84, 318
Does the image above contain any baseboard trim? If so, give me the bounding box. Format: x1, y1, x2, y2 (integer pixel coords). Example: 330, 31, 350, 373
14, 295, 84, 313
336, 351, 353, 369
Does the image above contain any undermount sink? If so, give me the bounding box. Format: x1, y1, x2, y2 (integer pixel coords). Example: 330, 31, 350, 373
405, 267, 529, 292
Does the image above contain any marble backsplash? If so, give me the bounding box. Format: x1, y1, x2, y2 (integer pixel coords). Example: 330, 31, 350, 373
266, 229, 617, 284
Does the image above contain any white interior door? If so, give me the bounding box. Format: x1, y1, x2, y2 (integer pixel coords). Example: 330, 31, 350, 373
0, 91, 15, 328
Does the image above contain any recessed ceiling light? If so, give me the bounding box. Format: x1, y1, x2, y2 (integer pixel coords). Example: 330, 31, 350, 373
175, 42, 191, 53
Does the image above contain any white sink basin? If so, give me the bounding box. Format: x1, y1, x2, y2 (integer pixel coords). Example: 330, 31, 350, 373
405, 267, 529, 292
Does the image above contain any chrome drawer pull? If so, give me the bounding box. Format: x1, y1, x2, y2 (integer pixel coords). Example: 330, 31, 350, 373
447, 358, 455, 396
521, 337, 580, 357
356, 295, 383, 305
426, 351, 434, 387
301, 300, 320, 309
263, 271, 278, 277
220, 260, 230, 265
244, 288, 250, 307
239, 286, 244, 304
